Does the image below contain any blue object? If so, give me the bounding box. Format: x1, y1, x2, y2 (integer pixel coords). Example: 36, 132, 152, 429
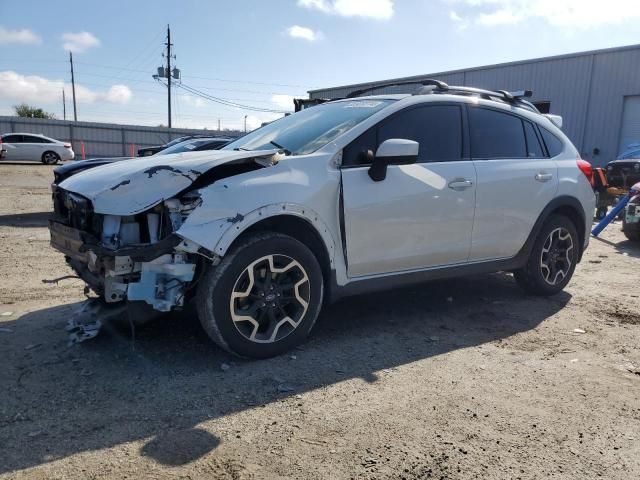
618, 143, 640, 160
591, 195, 630, 237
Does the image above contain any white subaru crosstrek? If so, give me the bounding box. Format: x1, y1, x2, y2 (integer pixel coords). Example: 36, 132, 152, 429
49, 81, 595, 358
0, 133, 75, 164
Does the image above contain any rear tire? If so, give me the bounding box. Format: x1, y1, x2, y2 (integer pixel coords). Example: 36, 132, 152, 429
42, 151, 60, 165
514, 214, 579, 296
196, 232, 324, 358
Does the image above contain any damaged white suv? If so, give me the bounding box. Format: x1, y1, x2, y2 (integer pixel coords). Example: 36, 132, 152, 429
50, 81, 595, 358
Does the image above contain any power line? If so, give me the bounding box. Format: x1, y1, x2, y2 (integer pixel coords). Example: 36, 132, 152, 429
174, 82, 291, 114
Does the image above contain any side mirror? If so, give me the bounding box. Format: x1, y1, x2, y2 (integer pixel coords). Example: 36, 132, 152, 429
368, 139, 419, 182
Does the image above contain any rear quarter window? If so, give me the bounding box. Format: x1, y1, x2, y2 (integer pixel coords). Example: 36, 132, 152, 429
539, 127, 564, 157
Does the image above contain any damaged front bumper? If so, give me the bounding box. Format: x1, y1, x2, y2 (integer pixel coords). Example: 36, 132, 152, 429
49, 219, 197, 312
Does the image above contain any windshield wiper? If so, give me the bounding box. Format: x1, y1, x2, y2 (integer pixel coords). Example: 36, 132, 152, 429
270, 141, 291, 155
233, 147, 249, 151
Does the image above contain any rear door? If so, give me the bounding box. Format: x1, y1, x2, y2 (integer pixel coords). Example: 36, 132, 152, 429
341, 103, 477, 277
468, 107, 558, 261
22, 135, 47, 161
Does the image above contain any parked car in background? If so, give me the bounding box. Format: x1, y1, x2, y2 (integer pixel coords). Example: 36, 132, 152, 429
0, 133, 74, 164
50, 81, 595, 358
52, 137, 233, 186
605, 158, 640, 190
137, 134, 216, 157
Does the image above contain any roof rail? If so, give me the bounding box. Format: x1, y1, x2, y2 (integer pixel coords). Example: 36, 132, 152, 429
339, 80, 538, 113
421, 85, 538, 112
345, 79, 449, 98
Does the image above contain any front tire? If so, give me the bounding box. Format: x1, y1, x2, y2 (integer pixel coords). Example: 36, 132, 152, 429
514, 214, 579, 296
196, 232, 324, 358
42, 151, 60, 165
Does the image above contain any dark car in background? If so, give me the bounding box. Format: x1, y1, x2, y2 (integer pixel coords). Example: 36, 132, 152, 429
606, 159, 640, 189
137, 134, 215, 157
53, 137, 232, 186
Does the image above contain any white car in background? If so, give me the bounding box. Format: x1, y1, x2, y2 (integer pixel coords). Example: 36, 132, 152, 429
0, 133, 75, 164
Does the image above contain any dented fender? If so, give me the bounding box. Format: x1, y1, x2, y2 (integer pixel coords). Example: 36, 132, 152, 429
176, 154, 341, 266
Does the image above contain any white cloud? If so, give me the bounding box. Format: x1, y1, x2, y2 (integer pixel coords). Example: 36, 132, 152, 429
180, 94, 206, 108
105, 85, 132, 104
298, 0, 394, 20
62, 31, 100, 53
286, 25, 322, 41
271, 94, 296, 109
244, 113, 282, 131
0, 71, 132, 105
449, 10, 469, 30
0, 26, 41, 45
447, 0, 640, 28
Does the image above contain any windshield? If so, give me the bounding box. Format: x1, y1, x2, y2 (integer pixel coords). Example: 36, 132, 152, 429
223, 99, 394, 155
164, 136, 190, 148
157, 139, 214, 155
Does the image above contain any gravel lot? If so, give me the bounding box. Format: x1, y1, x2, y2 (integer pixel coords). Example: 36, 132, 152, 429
1, 161, 639, 479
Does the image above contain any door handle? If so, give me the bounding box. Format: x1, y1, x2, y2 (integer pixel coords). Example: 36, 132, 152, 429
535, 172, 553, 182
448, 179, 474, 191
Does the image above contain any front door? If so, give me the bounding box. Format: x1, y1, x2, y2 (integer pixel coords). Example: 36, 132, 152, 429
340, 104, 477, 277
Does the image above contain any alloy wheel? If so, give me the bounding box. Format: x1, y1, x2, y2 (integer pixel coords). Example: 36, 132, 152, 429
229, 254, 310, 343
43, 152, 58, 164
539, 227, 574, 286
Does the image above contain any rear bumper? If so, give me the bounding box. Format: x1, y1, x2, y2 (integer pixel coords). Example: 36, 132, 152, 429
61, 149, 75, 161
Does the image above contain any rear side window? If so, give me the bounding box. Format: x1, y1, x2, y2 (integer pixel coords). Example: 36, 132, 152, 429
523, 121, 545, 158
343, 104, 462, 166
469, 108, 527, 159
539, 127, 564, 157
23, 135, 43, 143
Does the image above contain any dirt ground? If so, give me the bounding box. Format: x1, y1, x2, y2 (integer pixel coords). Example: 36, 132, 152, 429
1, 161, 639, 480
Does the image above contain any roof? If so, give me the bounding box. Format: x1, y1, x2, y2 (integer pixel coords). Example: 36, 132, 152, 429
309, 43, 640, 95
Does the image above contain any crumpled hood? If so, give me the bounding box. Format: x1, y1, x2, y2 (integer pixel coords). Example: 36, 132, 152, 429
59, 149, 277, 215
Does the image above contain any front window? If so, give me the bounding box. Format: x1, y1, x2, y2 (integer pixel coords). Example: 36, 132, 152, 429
223, 99, 395, 156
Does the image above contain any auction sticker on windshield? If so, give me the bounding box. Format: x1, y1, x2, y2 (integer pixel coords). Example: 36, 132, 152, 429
344, 101, 385, 108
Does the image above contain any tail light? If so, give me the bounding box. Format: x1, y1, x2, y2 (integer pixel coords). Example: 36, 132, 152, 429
64, 143, 72, 149
577, 158, 593, 186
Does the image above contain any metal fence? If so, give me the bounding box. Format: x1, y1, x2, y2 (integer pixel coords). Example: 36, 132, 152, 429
0, 116, 242, 159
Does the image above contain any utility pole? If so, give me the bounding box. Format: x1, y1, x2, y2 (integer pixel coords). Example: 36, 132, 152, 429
166, 24, 172, 129
218, 118, 221, 131
244, 115, 248, 133
62, 88, 66, 121
69, 52, 77, 121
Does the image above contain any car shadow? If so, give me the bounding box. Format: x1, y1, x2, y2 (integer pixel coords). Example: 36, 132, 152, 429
0, 211, 52, 228
592, 235, 640, 259
0, 272, 569, 473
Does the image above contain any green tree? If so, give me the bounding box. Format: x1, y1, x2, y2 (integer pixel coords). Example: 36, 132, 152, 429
13, 103, 56, 119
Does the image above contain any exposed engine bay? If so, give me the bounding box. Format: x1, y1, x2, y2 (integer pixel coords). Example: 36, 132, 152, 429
51, 188, 201, 311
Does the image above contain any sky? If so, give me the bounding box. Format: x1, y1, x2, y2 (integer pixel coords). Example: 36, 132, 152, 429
1, 0, 640, 131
